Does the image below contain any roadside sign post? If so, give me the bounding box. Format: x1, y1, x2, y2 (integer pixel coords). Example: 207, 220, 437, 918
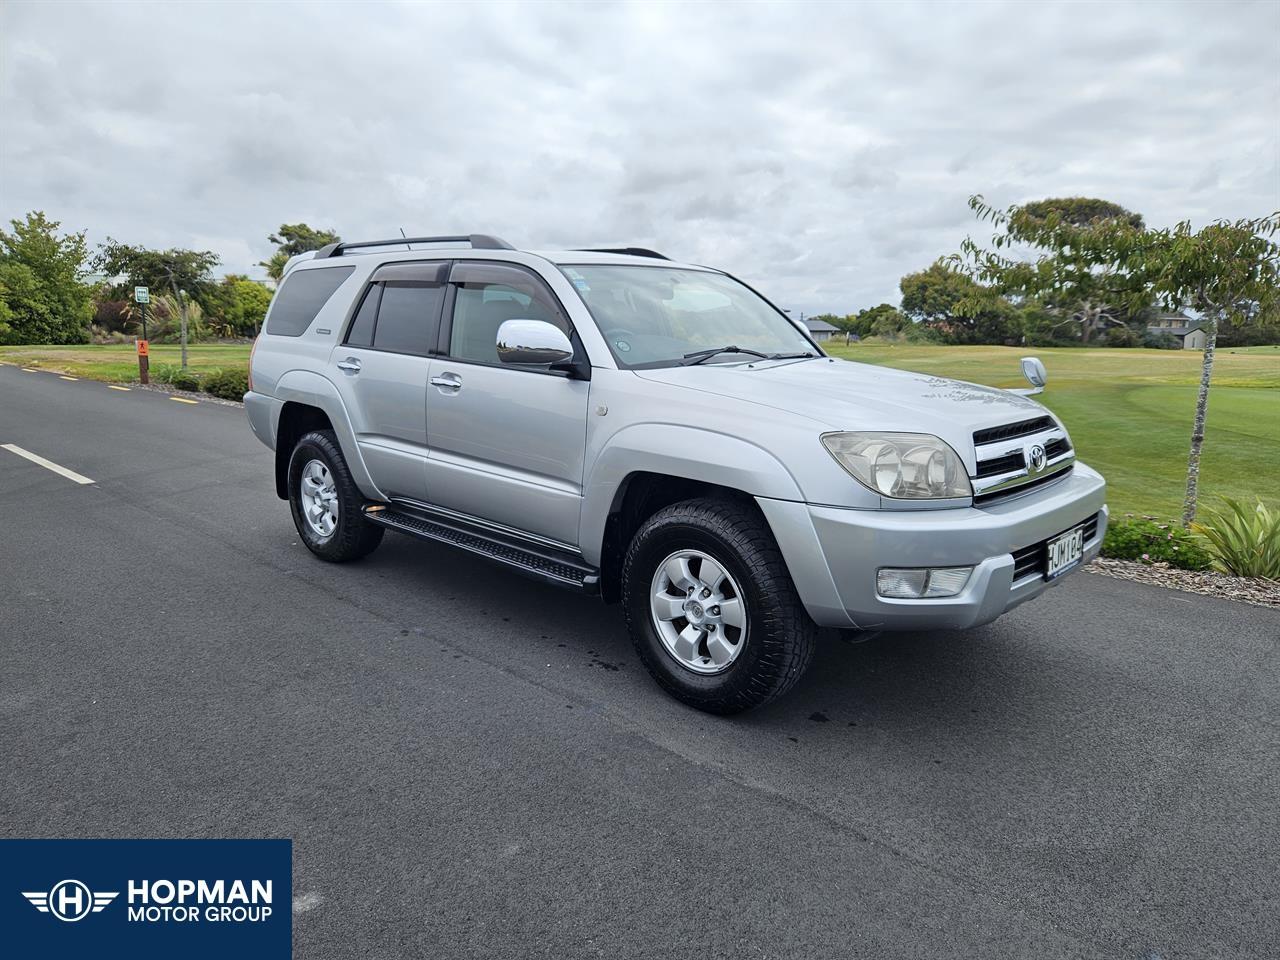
134, 287, 151, 384
136, 338, 150, 384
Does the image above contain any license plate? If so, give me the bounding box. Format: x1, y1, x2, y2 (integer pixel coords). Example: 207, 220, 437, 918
1046, 525, 1084, 579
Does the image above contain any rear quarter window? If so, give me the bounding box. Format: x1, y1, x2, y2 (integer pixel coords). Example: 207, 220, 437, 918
265, 266, 355, 337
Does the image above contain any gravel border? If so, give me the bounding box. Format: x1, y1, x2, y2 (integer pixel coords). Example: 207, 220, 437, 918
1086, 557, 1280, 610
132, 382, 243, 407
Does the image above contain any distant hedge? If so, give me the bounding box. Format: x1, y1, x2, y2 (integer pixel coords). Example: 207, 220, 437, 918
149, 363, 247, 401
202, 367, 249, 401
1101, 515, 1212, 571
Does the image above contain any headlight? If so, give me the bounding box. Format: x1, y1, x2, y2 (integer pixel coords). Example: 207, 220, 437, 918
821, 432, 972, 499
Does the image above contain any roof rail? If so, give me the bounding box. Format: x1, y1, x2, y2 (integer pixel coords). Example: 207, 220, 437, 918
576, 247, 670, 260
314, 234, 515, 259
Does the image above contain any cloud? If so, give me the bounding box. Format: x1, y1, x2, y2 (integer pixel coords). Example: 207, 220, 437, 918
1, 0, 1276, 312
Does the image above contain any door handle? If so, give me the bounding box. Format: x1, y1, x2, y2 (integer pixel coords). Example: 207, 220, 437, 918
430, 372, 462, 392
336, 357, 362, 374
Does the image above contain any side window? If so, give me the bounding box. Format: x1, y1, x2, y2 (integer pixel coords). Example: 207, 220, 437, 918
447, 262, 569, 365
344, 284, 381, 347
265, 266, 355, 337
372, 282, 444, 356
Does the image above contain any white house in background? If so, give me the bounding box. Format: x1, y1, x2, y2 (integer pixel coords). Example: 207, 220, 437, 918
1147, 311, 1207, 350
803, 317, 839, 342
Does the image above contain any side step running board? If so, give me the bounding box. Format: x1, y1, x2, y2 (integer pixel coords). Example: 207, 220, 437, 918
362, 503, 600, 594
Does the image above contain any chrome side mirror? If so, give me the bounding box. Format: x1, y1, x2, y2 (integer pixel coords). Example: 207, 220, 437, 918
496, 319, 574, 366
1011, 356, 1047, 395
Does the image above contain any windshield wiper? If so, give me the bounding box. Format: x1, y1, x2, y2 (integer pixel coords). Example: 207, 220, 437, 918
682, 345, 771, 365
767, 352, 818, 361
681, 346, 818, 366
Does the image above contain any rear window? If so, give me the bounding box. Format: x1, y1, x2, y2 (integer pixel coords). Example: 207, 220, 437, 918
344, 285, 380, 348
265, 266, 355, 337
371, 282, 445, 356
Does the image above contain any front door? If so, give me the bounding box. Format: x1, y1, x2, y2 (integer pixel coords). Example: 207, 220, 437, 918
329, 260, 449, 501
424, 261, 590, 545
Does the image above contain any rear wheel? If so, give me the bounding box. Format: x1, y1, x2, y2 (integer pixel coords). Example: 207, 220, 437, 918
622, 497, 817, 714
288, 430, 384, 562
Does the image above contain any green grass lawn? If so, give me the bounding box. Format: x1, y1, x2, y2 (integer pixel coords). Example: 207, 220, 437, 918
0, 343, 252, 381
824, 342, 1280, 517
4, 340, 1277, 517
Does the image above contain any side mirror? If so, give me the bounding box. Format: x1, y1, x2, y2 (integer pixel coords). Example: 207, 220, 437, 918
496, 319, 574, 366
1011, 356, 1047, 395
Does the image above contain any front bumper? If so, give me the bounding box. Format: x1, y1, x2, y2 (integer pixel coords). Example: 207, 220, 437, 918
758, 463, 1108, 630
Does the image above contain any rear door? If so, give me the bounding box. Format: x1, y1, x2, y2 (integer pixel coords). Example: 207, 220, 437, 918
424, 261, 590, 545
329, 260, 449, 501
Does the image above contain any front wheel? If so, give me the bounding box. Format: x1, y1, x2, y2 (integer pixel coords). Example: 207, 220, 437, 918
287, 430, 384, 562
622, 498, 817, 714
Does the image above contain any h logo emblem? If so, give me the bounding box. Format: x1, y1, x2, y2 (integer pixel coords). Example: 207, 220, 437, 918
56, 881, 86, 918
22, 879, 116, 921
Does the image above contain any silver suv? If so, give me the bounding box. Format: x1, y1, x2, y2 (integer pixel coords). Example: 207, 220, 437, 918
246, 235, 1106, 713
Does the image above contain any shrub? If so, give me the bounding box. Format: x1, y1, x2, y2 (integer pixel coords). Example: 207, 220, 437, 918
1142, 330, 1180, 350
1192, 498, 1280, 580
147, 294, 211, 343
1101, 515, 1212, 571
157, 366, 204, 391
202, 366, 249, 401
1104, 325, 1139, 347
149, 363, 180, 384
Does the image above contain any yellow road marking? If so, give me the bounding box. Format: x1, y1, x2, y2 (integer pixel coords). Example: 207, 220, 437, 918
21, 368, 38, 373
170, 396, 199, 404
108, 385, 131, 391
59, 375, 78, 381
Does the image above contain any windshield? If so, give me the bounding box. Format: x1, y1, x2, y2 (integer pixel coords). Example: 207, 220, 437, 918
560, 264, 817, 369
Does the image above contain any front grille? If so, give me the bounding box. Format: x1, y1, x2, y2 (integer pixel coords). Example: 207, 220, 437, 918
973, 416, 1055, 446
1045, 437, 1072, 458
1011, 513, 1100, 581
973, 464, 1073, 505
975, 450, 1025, 478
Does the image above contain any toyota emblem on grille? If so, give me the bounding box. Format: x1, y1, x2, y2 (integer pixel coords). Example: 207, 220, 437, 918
1027, 444, 1047, 473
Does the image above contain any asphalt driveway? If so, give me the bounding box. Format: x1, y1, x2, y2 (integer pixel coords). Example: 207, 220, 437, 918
1, 362, 1276, 959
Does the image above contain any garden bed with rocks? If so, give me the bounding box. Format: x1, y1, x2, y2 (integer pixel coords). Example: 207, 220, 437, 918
1086, 557, 1280, 610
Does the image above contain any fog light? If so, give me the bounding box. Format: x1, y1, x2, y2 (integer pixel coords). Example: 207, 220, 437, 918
877, 566, 973, 599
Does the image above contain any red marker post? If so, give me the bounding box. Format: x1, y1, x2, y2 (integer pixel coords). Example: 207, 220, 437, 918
136, 338, 150, 384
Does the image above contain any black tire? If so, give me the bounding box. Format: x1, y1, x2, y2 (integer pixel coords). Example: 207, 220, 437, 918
622, 497, 817, 714
287, 429, 384, 562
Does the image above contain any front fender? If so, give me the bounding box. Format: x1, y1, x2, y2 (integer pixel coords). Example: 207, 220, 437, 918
579, 423, 805, 566
274, 369, 386, 501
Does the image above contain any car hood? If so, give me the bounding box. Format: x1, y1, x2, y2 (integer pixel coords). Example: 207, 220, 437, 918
635, 357, 1053, 457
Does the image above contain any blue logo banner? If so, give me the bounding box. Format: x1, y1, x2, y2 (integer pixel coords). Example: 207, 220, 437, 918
0, 839, 291, 959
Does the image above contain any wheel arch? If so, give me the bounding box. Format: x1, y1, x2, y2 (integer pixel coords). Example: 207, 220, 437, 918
271, 370, 383, 502
583, 425, 806, 603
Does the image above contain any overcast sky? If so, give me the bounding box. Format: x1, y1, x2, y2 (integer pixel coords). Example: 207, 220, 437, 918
2, 0, 1277, 312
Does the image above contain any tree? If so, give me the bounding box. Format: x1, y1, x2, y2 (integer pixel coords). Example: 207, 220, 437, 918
957, 195, 1280, 523
1141, 216, 1280, 523
0, 278, 13, 341
197, 274, 273, 335
0, 211, 94, 344
853, 303, 906, 339
899, 263, 1021, 344
260, 223, 340, 280
227, 277, 273, 334
1020, 197, 1144, 231
957, 196, 1150, 343
94, 241, 219, 368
